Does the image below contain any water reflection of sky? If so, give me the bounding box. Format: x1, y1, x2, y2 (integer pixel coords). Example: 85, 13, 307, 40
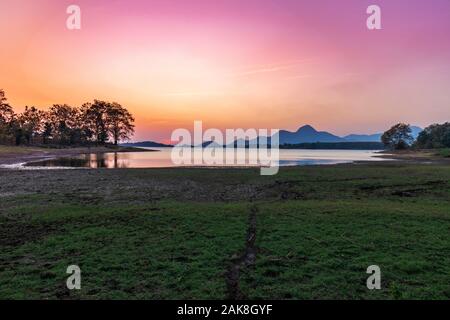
25, 148, 390, 169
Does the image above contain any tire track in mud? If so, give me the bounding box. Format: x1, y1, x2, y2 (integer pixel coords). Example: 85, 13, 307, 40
225, 206, 258, 300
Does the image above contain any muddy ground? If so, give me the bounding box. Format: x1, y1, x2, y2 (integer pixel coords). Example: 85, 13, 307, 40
0, 145, 154, 166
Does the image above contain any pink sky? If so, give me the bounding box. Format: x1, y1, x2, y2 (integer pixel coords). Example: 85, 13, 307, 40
1, 0, 450, 142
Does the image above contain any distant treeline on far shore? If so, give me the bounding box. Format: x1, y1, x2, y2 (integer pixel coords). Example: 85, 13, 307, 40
0, 89, 134, 146
281, 142, 385, 150
124, 122, 450, 151
123, 140, 385, 150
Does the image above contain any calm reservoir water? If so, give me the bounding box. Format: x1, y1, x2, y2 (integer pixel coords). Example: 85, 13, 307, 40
25, 147, 389, 169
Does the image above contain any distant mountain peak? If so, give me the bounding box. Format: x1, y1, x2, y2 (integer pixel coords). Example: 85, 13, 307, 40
120, 140, 173, 148
126, 124, 424, 147
297, 124, 316, 133
344, 125, 423, 142
280, 124, 345, 144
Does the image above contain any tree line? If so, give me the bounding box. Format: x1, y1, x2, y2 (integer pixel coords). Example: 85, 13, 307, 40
0, 89, 134, 146
382, 122, 450, 150
281, 142, 384, 150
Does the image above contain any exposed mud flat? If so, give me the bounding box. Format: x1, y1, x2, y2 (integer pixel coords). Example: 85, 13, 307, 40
0, 146, 154, 167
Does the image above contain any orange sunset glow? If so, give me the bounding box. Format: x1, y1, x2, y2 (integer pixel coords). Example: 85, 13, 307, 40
1, 0, 450, 142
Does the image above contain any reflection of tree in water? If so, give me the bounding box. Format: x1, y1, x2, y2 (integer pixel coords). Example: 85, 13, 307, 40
85, 153, 129, 168
26, 157, 90, 167
109, 152, 130, 168
26, 152, 138, 169
86, 153, 107, 168
116, 152, 131, 168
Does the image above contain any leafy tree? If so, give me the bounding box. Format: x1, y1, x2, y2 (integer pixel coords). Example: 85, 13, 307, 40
19, 106, 44, 144
381, 123, 413, 150
48, 104, 80, 144
415, 123, 450, 149
42, 119, 53, 144
0, 89, 6, 104
0, 90, 16, 143
106, 102, 135, 145
0, 89, 14, 125
1, 91, 136, 146
81, 100, 109, 144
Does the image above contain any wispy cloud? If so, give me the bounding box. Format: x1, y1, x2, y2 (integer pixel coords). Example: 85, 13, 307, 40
285, 74, 314, 80
159, 91, 224, 97
232, 59, 313, 77
159, 60, 315, 97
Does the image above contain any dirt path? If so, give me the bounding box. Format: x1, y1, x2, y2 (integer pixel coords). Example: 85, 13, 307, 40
225, 206, 258, 300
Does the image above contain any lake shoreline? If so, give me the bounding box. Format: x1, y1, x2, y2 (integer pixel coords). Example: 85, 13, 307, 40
1, 145, 449, 169
373, 149, 450, 164
0, 145, 157, 167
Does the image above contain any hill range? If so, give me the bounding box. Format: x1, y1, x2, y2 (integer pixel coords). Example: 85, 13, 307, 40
122, 125, 423, 148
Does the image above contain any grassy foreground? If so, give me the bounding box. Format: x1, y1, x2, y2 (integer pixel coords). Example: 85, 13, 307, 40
0, 163, 449, 299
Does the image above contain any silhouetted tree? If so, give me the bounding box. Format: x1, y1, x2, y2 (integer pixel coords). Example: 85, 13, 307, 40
415, 123, 450, 149
0, 89, 14, 125
1, 91, 135, 146
19, 106, 44, 144
0, 90, 16, 143
0, 89, 6, 104
381, 123, 413, 150
81, 100, 109, 144
48, 104, 80, 144
42, 120, 53, 144
0, 89, 9, 107
106, 102, 135, 145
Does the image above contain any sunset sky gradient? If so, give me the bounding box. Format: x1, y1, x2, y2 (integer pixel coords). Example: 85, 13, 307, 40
1, 0, 450, 142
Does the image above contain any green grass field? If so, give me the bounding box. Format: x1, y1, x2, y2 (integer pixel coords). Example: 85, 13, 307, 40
0, 163, 449, 299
